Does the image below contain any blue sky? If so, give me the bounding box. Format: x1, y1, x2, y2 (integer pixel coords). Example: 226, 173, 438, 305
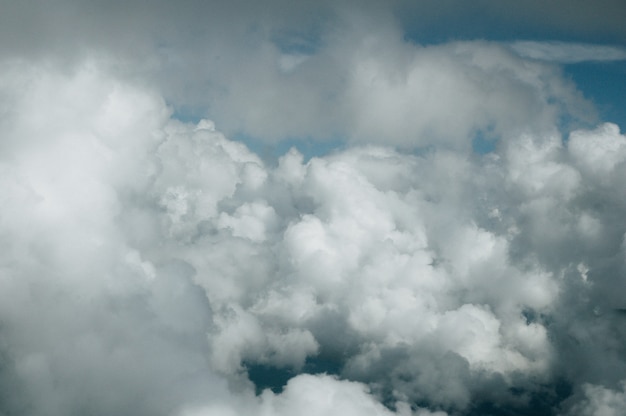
565, 60, 626, 129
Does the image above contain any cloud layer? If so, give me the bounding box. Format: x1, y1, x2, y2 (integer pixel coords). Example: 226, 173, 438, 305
1, 2, 625, 415
1, 57, 625, 415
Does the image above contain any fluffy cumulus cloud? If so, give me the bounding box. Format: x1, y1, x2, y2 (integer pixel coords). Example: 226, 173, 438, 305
1, 1, 625, 416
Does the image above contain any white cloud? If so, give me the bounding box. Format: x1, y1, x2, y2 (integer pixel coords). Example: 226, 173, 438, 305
258, 374, 411, 416
511, 41, 626, 63
1, 5, 626, 415
568, 123, 626, 180
179, 374, 447, 416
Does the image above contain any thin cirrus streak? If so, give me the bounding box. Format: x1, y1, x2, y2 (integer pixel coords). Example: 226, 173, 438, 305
510, 41, 626, 63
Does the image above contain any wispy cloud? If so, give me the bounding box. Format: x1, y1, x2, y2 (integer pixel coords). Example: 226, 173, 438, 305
511, 41, 626, 63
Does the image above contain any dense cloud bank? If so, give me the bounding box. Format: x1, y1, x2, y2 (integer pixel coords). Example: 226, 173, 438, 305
1, 1, 626, 415
0, 59, 625, 415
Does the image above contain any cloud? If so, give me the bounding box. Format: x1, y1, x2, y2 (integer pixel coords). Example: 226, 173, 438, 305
0, 60, 622, 413
1, 3, 626, 416
0, 1, 599, 147
170, 35, 596, 148
0, 62, 435, 415
511, 41, 626, 63
0, 62, 229, 416
179, 374, 448, 416
561, 381, 626, 416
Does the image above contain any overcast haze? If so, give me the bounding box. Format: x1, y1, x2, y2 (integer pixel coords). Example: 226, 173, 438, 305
1, 1, 626, 415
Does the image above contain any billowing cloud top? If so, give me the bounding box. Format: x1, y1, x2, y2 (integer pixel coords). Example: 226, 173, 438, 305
1, 2, 625, 416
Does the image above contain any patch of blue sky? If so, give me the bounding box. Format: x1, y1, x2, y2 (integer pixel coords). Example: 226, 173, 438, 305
472, 130, 498, 155
563, 60, 626, 132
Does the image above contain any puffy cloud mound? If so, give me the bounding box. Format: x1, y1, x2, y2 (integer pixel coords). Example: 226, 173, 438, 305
0, 48, 625, 416
180, 374, 446, 416
561, 382, 626, 416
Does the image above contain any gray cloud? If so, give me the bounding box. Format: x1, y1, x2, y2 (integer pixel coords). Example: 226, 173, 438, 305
0, 0, 604, 146
561, 382, 626, 416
